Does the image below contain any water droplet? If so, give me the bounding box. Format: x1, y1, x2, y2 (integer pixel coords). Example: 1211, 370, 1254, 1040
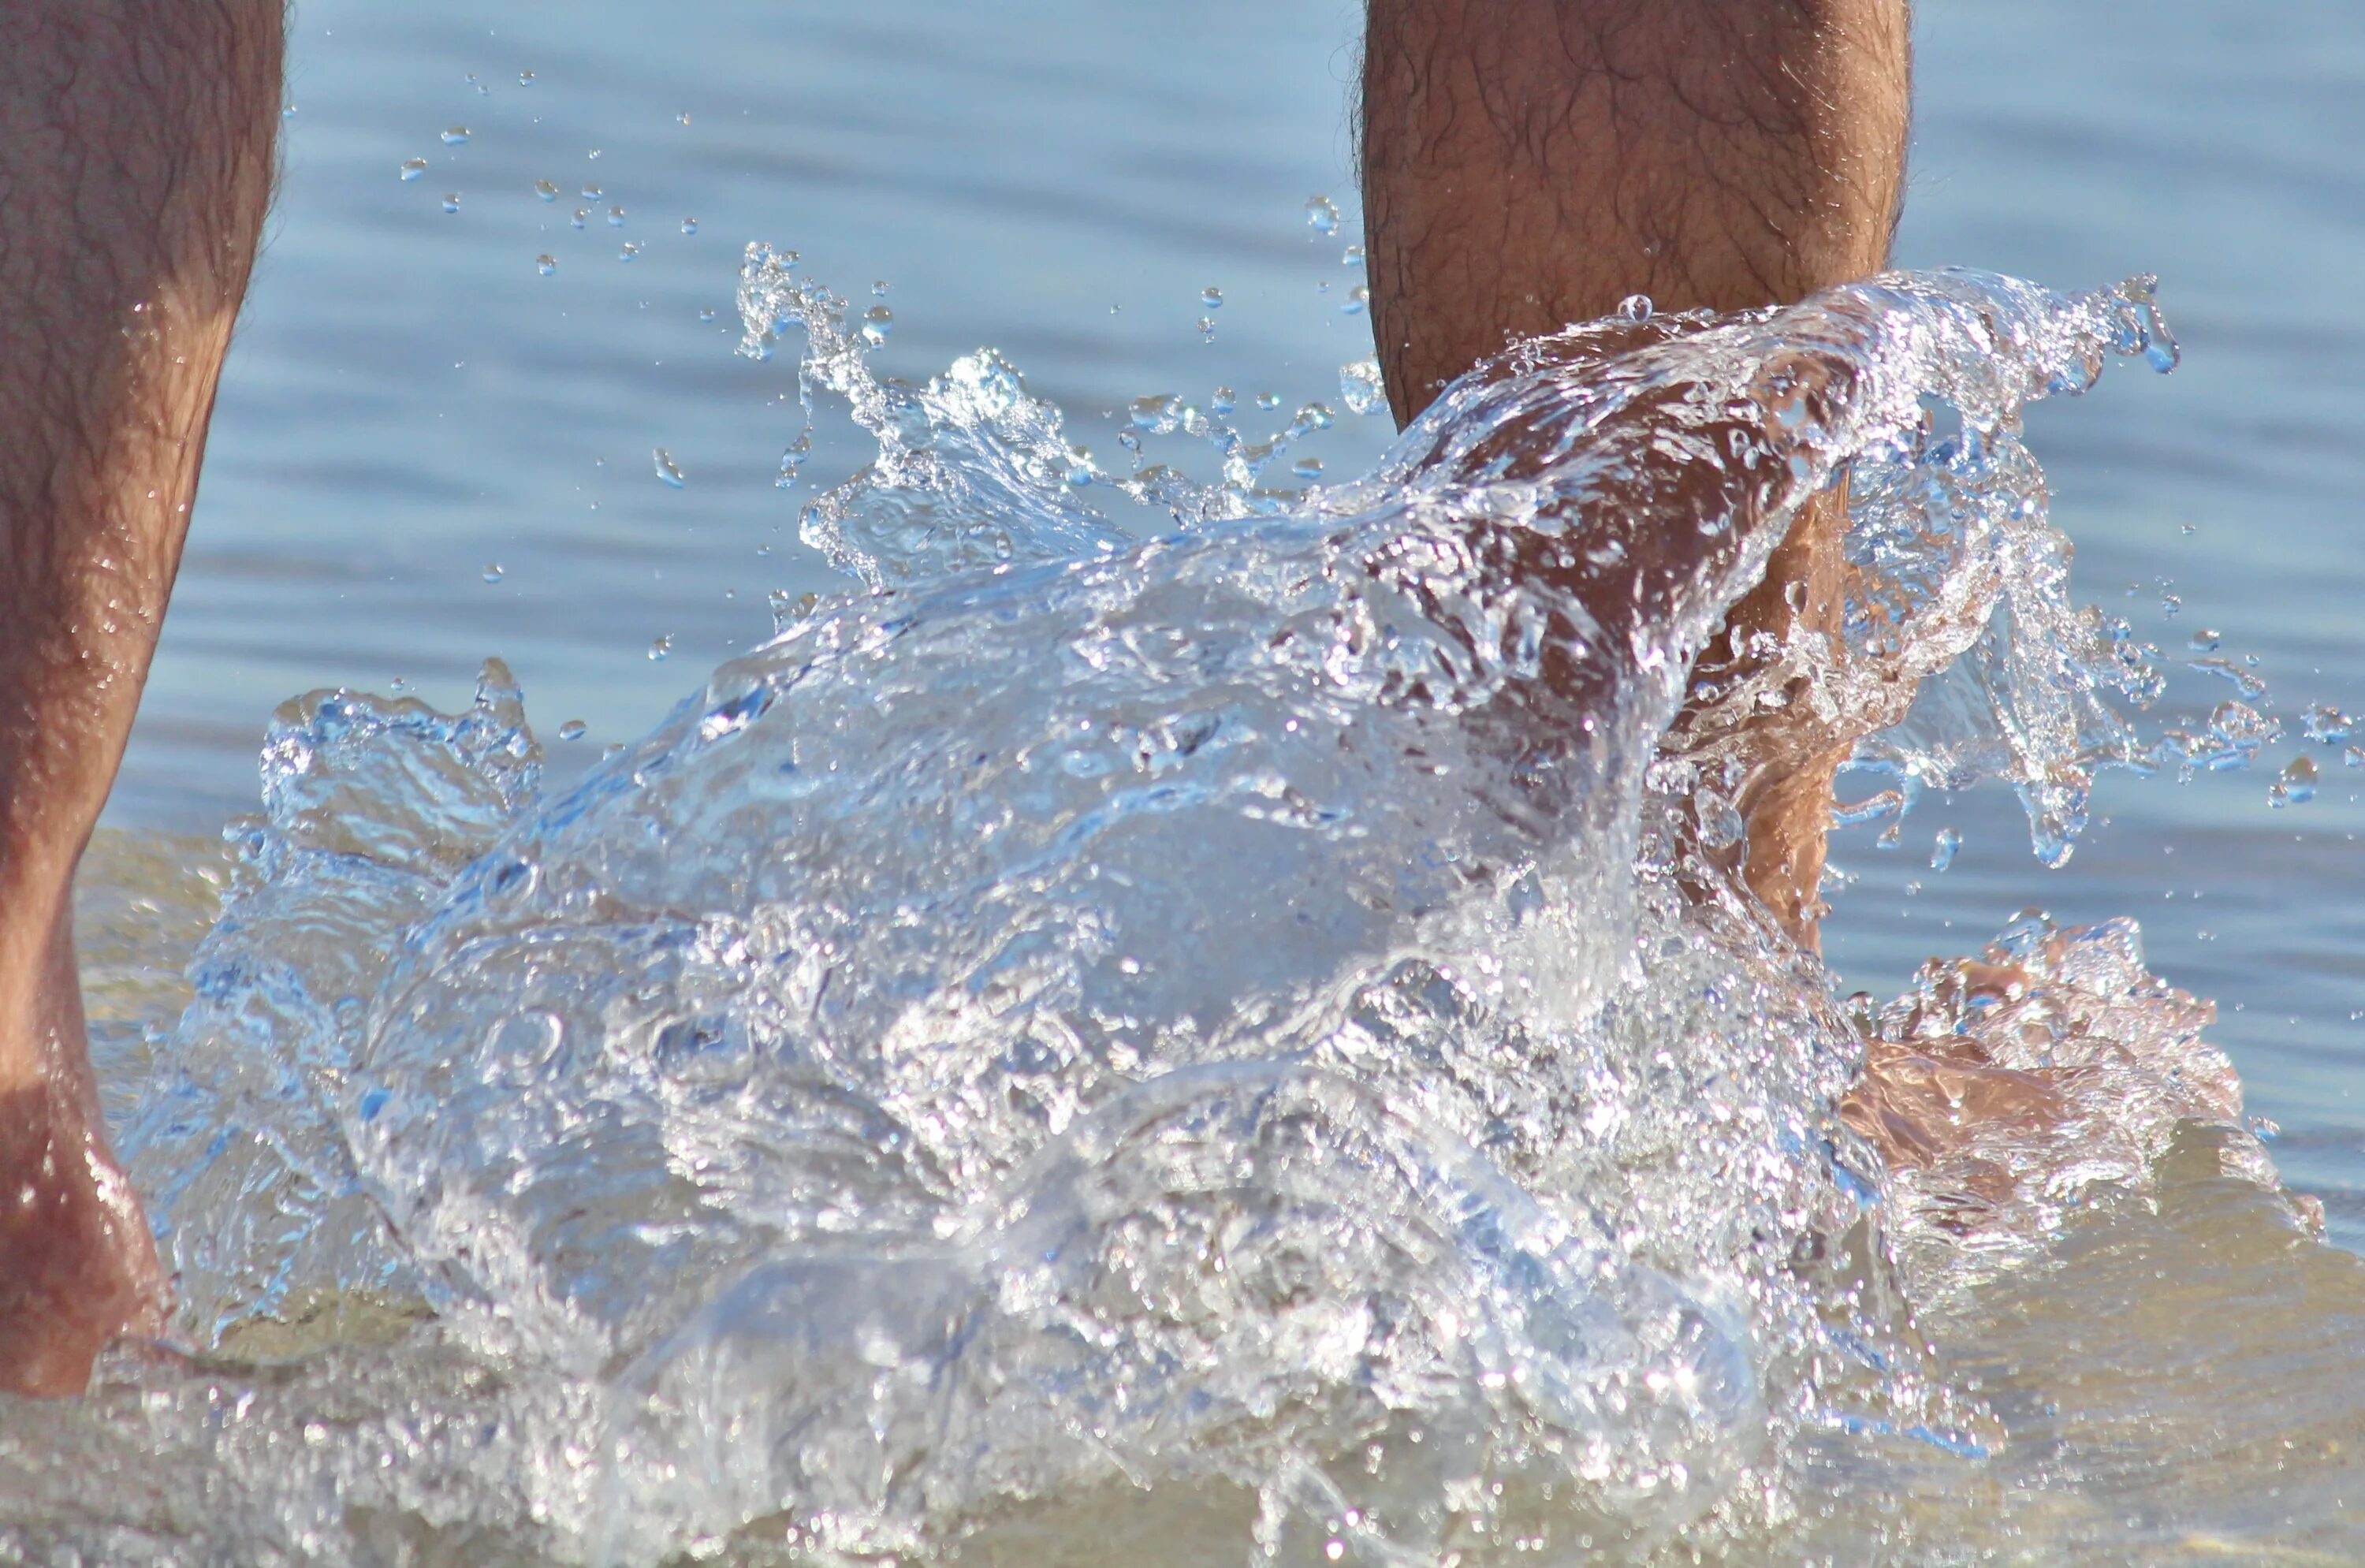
557, 719, 587, 742
1341, 244, 1365, 270
1342, 285, 1369, 315
653, 448, 686, 487
768, 590, 820, 633
400, 158, 428, 181
1305, 195, 1340, 236
1695, 788, 1745, 850
2304, 704, 2353, 743
2188, 628, 2221, 652
481, 563, 504, 583
1295, 401, 1336, 431
676, 111, 691, 126
1210, 386, 1236, 415
607, 205, 627, 227
441, 193, 461, 214
518, 69, 536, 87
1255, 392, 1282, 412
2181, 521, 2199, 535
647, 636, 672, 661
440, 126, 470, 146
680, 217, 698, 236
570, 209, 587, 229
533, 178, 559, 201
2272, 754, 2318, 807
618, 241, 643, 262
581, 183, 602, 199
2347, 745, 2365, 769
1339, 359, 1387, 416
1197, 317, 1216, 341
534, 254, 556, 276
862, 305, 892, 344
871, 280, 890, 297
1618, 294, 1655, 323
282, 102, 299, 119
1291, 456, 1324, 482
1201, 286, 1223, 310
1930, 828, 1961, 873
698, 307, 718, 323
1875, 821, 1903, 850
2160, 592, 2182, 617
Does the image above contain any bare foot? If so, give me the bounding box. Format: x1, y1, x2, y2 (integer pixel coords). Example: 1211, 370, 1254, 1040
0, 912, 165, 1398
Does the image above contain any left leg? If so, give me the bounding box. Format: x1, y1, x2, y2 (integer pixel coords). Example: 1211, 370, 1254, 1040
0, 1, 285, 1396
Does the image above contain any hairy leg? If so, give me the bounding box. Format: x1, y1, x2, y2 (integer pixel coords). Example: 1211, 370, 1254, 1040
0, 2, 284, 1397
1361, 0, 1911, 941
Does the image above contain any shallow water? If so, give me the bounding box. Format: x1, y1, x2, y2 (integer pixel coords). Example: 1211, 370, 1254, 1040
14, 1, 2365, 1563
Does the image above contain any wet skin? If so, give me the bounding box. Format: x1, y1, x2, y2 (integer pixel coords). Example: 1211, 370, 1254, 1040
0, 0, 1943, 1394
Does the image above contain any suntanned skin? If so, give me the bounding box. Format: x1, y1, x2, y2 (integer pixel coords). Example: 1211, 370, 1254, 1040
0, 2, 284, 1395
1362, 0, 1912, 940
0, 1, 1904, 1394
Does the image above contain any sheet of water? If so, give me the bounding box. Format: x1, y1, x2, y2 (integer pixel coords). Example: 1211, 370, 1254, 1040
16, 0, 2365, 1562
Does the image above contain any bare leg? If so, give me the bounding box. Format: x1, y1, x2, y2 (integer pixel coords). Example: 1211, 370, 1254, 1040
1361, 0, 1910, 941
0, 3, 283, 1396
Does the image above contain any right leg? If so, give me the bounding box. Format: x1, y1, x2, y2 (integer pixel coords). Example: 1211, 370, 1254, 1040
1359, 0, 1912, 942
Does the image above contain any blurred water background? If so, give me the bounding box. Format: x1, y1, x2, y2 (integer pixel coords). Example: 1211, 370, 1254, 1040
113, 0, 2365, 1251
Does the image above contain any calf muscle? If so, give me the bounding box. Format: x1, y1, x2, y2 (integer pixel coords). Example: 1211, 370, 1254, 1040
1361, 0, 1910, 940
0, 0, 283, 1394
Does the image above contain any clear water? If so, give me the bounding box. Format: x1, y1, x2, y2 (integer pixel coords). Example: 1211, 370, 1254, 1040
15, 0, 2365, 1562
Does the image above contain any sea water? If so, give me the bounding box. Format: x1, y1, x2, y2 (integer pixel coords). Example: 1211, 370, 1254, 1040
7, 257, 2359, 1566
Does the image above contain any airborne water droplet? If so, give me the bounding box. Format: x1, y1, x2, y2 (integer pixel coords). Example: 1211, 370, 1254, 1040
2188, 628, 2221, 652
481, 564, 504, 584
862, 305, 893, 344
2304, 704, 2353, 743
534, 255, 556, 276
1201, 286, 1223, 310
441, 194, 461, 214
517, 69, 536, 86
618, 241, 643, 262
557, 720, 587, 742
400, 158, 428, 181
681, 217, 698, 236
1291, 456, 1324, 482
1255, 392, 1282, 412
533, 178, 559, 201
608, 205, 627, 227
1618, 294, 1655, 323
1930, 828, 1961, 873
1339, 359, 1387, 416
1210, 386, 1237, 416
2271, 754, 2318, 808
1342, 285, 1369, 316
653, 449, 686, 487
441, 126, 470, 145
1305, 195, 1340, 236
1341, 244, 1365, 270
1197, 317, 1216, 341
570, 209, 587, 229
647, 635, 672, 661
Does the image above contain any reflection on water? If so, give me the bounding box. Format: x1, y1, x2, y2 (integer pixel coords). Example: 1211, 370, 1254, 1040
6, 266, 2356, 1564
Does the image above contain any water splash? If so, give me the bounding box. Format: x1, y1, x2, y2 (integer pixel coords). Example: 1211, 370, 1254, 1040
19, 267, 2318, 1565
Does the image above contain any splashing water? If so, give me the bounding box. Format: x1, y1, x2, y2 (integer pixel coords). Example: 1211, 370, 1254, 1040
7, 263, 2345, 1566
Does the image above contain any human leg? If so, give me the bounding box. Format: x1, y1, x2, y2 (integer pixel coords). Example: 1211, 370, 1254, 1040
0, 0, 285, 1396
1360, 0, 1912, 940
